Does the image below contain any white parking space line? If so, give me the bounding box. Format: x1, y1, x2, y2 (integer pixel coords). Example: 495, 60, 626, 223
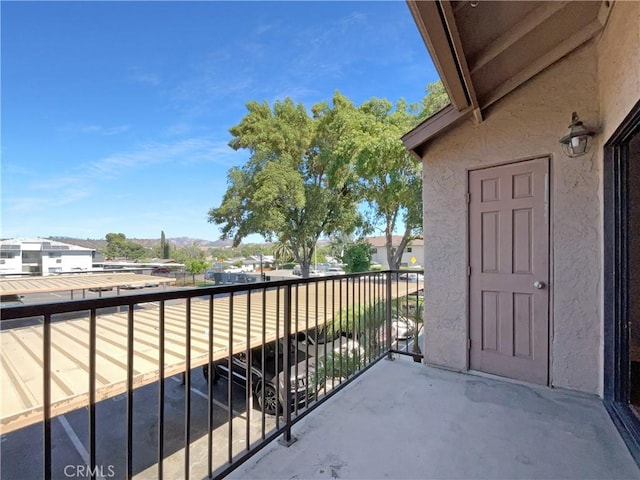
58, 415, 90, 463
58, 414, 108, 479
169, 376, 246, 419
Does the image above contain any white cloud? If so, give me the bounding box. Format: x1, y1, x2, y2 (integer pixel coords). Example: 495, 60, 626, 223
128, 67, 161, 87
24, 137, 240, 196
60, 122, 131, 136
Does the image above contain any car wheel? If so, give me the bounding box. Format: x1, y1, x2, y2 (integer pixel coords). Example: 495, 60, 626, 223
257, 383, 280, 415
202, 364, 219, 384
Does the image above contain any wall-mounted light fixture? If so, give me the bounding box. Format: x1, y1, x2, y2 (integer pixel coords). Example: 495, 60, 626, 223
559, 112, 596, 157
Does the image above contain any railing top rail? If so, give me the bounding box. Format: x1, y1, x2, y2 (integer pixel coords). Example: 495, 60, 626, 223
0, 269, 422, 320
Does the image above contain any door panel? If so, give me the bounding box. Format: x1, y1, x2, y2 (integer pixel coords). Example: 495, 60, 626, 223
469, 157, 549, 384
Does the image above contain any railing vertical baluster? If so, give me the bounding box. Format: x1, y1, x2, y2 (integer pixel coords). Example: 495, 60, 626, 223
365, 274, 370, 364
261, 288, 267, 439
399, 273, 403, 352
375, 273, 379, 358
314, 281, 319, 392
386, 272, 393, 360
43, 313, 52, 480
275, 288, 280, 431
184, 298, 191, 480
89, 308, 97, 480
351, 277, 355, 365
207, 295, 214, 478
323, 279, 328, 396
305, 280, 309, 408
245, 292, 251, 451
293, 284, 299, 415
357, 276, 361, 370
280, 284, 296, 446
126, 305, 134, 480
331, 278, 335, 389
379, 273, 384, 357
227, 293, 234, 465
339, 280, 343, 383
158, 301, 165, 480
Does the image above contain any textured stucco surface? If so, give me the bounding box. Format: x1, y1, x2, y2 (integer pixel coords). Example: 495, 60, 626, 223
597, 1, 640, 142
596, 1, 640, 396
421, 41, 603, 394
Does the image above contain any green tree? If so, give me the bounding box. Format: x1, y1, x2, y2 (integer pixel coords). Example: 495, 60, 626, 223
184, 258, 210, 283
328, 232, 354, 262
329, 94, 420, 269
329, 82, 449, 269
104, 233, 126, 259
160, 231, 170, 259
273, 239, 294, 268
342, 240, 372, 273
418, 80, 450, 122
171, 242, 206, 264
123, 242, 147, 261
208, 97, 361, 277
103, 233, 147, 260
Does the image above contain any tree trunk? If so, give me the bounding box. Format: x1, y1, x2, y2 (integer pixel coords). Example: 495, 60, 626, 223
385, 227, 412, 271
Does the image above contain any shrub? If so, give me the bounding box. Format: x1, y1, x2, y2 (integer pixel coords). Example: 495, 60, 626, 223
343, 241, 372, 273
315, 348, 363, 382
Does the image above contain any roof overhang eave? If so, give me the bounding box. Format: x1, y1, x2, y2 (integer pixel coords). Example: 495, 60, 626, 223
402, 104, 473, 159
404, 0, 479, 158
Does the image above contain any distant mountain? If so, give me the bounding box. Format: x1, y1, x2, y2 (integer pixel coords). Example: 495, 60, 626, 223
47, 236, 234, 250
167, 237, 233, 248
48, 237, 107, 250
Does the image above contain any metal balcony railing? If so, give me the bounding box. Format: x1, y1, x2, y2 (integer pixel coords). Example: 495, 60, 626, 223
0, 270, 423, 480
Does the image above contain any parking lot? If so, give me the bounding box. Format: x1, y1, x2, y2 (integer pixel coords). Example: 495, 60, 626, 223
0, 282, 269, 479
1, 365, 281, 479
0, 284, 339, 480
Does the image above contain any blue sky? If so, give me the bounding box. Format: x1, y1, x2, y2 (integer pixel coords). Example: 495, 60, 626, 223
1, 1, 439, 242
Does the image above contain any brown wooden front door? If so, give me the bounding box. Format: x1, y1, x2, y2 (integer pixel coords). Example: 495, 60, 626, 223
469, 157, 550, 385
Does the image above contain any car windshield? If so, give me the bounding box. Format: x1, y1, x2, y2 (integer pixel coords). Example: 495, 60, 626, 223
245, 341, 310, 370
0, 294, 24, 307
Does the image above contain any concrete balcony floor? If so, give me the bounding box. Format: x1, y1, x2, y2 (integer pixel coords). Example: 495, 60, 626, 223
229, 356, 639, 480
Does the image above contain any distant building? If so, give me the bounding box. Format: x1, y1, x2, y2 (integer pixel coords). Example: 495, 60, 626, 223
0, 238, 94, 276
365, 236, 424, 269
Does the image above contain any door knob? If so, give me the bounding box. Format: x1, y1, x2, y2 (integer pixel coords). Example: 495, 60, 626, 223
533, 281, 545, 289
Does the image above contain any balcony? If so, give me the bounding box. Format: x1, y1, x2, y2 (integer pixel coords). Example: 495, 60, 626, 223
0, 271, 637, 479
229, 356, 639, 479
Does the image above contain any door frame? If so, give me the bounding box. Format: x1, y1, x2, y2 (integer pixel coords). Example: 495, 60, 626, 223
603, 99, 640, 464
465, 155, 553, 384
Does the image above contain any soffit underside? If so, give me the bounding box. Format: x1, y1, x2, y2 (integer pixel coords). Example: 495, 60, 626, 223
404, 0, 607, 154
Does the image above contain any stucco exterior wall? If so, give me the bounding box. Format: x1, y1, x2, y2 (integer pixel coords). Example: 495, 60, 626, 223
0, 254, 22, 275
597, 1, 640, 142
421, 40, 602, 394
41, 251, 93, 275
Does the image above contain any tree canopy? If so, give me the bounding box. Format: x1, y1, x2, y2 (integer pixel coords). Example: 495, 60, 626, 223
342, 240, 372, 273
208, 97, 361, 277
103, 233, 147, 260
208, 81, 449, 273
326, 81, 449, 269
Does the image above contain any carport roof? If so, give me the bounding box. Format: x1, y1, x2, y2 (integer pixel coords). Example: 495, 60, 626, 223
0, 273, 174, 296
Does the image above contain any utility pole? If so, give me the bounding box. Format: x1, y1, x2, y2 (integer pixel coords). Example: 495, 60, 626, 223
259, 252, 264, 281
